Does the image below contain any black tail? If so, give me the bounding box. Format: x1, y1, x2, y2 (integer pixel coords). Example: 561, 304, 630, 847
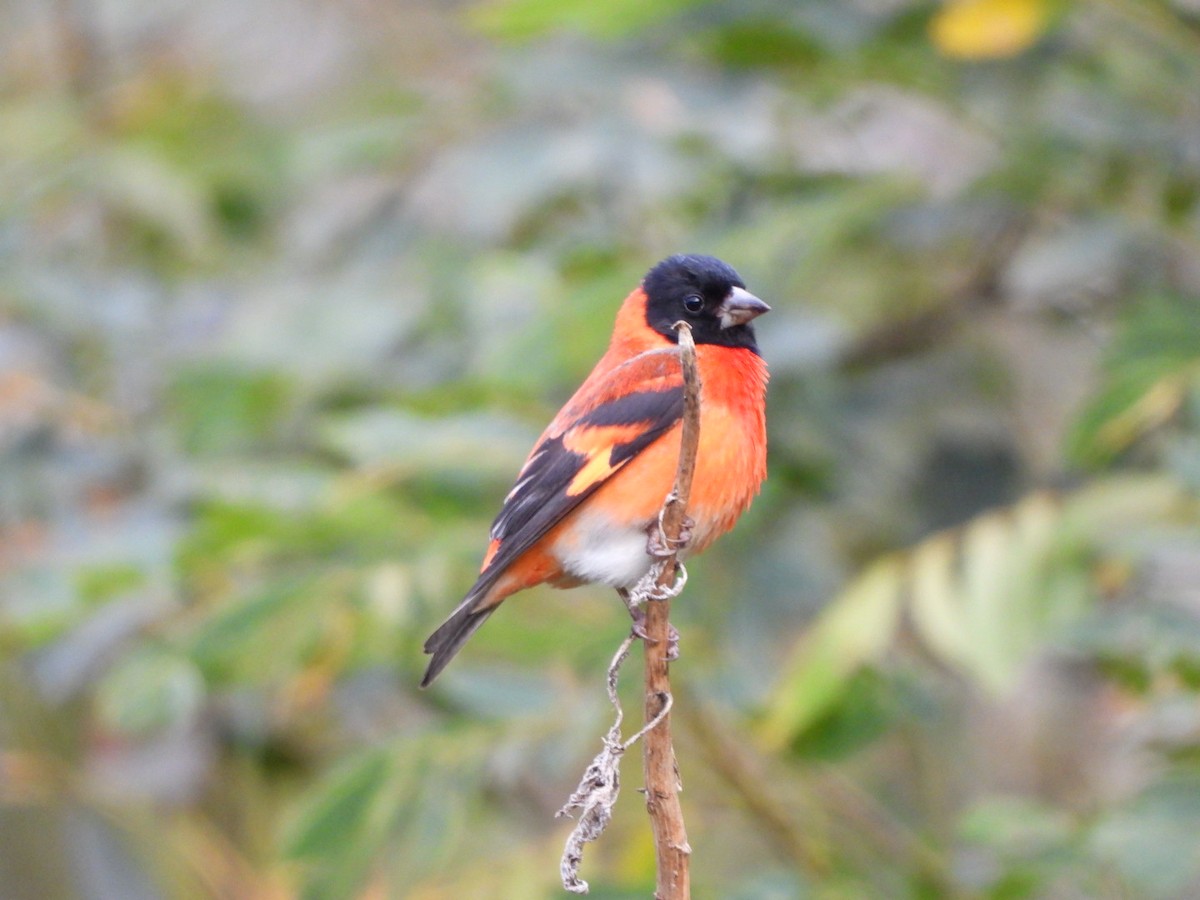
420, 596, 497, 688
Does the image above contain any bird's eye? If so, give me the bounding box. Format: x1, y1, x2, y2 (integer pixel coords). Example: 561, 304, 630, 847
682, 294, 704, 314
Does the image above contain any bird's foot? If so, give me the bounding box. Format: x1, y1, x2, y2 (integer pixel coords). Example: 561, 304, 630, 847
628, 607, 681, 661
646, 514, 694, 558
618, 587, 681, 660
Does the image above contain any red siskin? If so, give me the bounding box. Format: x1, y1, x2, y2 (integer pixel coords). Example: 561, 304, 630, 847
421, 254, 769, 686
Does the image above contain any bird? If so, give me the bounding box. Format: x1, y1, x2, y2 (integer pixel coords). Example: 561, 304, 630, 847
420, 254, 769, 687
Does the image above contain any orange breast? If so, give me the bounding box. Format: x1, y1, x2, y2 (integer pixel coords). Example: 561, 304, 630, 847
572, 343, 768, 552
687, 344, 769, 548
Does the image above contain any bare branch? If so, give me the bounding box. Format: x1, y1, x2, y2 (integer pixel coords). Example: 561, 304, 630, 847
557, 322, 700, 896
639, 320, 701, 899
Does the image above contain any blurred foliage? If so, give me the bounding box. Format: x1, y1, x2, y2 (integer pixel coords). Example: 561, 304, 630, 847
3, 0, 1200, 897
1069, 294, 1200, 468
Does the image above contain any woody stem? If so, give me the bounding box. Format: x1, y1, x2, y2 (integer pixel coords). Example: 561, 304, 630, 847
641, 320, 700, 900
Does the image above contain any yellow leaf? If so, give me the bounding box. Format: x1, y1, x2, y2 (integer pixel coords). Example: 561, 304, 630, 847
931, 0, 1049, 60
910, 535, 971, 669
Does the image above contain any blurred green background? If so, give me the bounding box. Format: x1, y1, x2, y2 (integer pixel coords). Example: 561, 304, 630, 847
3, 0, 1200, 896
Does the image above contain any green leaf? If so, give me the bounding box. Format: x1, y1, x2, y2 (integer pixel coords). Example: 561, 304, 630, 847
95, 648, 206, 737
283, 733, 487, 900
189, 579, 316, 681
470, 0, 703, 41
940, 491, 1081, 692
286, 748, 413, 900
700, 21, 825, 72
786, 669, 896, 760
283, 746, 398, 859
960, 795, 1073, 856
906, 477, 1186, 693
1069, 294, 1200, 468
1068, 604, 1200, 692
72, 564, 147, 606
760, 556, 902, 749
763, 475, 1189, 745
958, 796, 1076, 898
177, 493, 423, 581
168, 364, 292, 456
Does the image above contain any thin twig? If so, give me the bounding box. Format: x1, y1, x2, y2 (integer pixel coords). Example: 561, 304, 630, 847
557, 322, 701, 896
640, 320, 702, 899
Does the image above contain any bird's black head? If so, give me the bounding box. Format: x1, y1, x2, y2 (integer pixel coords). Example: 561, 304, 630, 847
642, 254, 769, 352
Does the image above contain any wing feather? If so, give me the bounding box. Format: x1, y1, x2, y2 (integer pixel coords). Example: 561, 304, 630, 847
482, 349, 684, 582
423, 347, 684, 687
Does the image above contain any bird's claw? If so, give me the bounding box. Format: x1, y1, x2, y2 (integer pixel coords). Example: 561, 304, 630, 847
647, 514, 694, 558
628, 607, 681, 661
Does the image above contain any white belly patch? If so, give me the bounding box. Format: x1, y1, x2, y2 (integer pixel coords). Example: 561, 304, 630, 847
553, 511, 654, 589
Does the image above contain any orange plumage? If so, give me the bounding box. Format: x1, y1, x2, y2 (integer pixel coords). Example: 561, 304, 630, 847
421, 254, 769, 686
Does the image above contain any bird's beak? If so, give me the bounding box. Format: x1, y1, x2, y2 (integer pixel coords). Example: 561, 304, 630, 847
719, 286, 771, 328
